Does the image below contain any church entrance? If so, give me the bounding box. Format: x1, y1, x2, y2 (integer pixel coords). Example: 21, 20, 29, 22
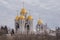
27, 25, 30, 34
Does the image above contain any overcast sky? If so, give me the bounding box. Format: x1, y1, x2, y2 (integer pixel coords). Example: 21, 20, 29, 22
0, 0, 60, 30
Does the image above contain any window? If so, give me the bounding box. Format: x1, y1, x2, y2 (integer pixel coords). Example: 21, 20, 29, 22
27, 25, 30, 30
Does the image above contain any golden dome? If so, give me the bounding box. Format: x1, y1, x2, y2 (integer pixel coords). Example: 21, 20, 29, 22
15, 16, 19, 21
19, 15, 25, 20
38, 19, 43, 24
20, 8, 27, 15
27, 15, 33, 20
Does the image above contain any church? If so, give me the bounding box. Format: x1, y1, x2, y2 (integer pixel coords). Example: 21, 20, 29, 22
14, 7, 48, 34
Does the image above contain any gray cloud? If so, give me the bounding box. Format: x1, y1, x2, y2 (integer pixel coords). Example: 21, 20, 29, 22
0, 0, 60, 29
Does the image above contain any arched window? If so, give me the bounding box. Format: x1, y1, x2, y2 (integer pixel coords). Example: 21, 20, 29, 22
27, 25, 29, 30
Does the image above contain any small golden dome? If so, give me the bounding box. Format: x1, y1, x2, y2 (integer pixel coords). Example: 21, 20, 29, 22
20, 8, 27, 15
38, 19, 43, 24
27, 15, 33, 20
19, 15, 25, 20
15, 16, 19, 21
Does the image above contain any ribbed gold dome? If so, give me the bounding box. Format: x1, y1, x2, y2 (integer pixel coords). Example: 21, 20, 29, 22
27, 15, 33, 20
38, 19, 43, 24
15, 16, 19, 21
20, 8, 27, 15
19, 15, 25, 20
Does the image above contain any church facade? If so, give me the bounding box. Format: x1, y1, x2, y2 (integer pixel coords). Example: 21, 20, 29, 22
15, 8, 34, 34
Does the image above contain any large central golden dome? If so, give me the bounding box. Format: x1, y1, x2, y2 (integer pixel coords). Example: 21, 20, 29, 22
20, 8, 27, 15
38, 19, 43, 24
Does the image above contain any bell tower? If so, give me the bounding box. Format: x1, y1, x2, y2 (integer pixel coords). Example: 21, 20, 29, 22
36, 18, 44, 34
